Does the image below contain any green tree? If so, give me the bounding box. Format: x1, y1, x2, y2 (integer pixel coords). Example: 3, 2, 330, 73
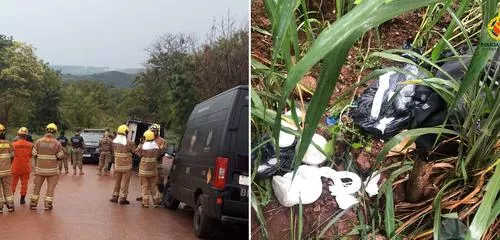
193, 20, 249, 100
130, 33, 199, 135
28, 63, 63, 133
59, 80, 128, 130
0, 41, 43, 125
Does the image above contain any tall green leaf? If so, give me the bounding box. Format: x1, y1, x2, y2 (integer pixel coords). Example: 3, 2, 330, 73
431, 0, 471, 62
433, 179, 461, 240
251, 191, 269, 239
467, 165, 500, 239
272, 0, 444, 166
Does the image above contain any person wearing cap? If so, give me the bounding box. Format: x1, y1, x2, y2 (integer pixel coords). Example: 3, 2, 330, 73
109, 124, 136, 205
97, 131, 113, 176
0, 124, 15, 212
11, 127, 33, 205
105, 131, 117, 173
136, 124, 167, 202
30, 123, 65, 210
70, 129, 85, 175
136, 130, 162, 207
56, 130, 70, 174
152, 125, 167, 188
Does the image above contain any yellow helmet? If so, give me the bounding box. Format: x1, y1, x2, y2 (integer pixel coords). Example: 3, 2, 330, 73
117, 124, 129, 135
143, 130, 155, 141
0, 124, 5, 132
46, 123, 58, 132
18, 127, 29, 135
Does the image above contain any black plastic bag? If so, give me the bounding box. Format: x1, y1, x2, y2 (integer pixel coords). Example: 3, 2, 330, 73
439, 217, 468, 240
251, 137, 296, 178
351, 64, 428, 139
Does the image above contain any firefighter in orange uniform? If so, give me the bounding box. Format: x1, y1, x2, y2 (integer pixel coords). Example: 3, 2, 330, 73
109, 125, 136, 205
30, 123, 65, 210
11, 127, 33, 205
0, 124, 15, 212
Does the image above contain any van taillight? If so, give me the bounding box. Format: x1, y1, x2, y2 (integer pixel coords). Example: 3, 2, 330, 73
213, 157, 228, 189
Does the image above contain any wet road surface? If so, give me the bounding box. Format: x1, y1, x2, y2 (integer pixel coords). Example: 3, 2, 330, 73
1, 164, 213, 240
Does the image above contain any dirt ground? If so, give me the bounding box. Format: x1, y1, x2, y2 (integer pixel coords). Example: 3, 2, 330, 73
1, 164, 243, 240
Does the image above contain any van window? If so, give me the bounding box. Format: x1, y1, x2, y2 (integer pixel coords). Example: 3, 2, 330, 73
236, 105, 248, 155
189, 129, 198, 153
204, 129, 213, 152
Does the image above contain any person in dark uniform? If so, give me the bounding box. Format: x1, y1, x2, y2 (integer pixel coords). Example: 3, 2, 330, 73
106, 131, 117, 173
56, 131, 70, 174
27, 134, 33, 143
70, 129, 85, 175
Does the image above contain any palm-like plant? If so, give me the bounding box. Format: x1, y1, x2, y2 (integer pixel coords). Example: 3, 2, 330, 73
251, 0, 499, 239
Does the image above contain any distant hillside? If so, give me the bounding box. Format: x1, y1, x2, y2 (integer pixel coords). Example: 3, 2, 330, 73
62, 71, 136, 88
51, 64, 143, 75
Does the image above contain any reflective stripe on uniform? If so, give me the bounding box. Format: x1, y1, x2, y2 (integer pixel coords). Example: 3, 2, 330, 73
0, 169, 11, 175
35, 167, 58, 174
0, 153, 11, 158
139, 169, 157, 175
56, 151, 65, 159
0, 143, 9, 149
5, 195, 14, 201
114, 152, 132, 158
115, 165, 132, 171
45, 196, 54, 201
30, 195, 39, 200
141, 157, 156, 163
37, 154, 57, 160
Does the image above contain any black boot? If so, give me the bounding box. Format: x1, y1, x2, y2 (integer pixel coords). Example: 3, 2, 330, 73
157, 183, 164, 193
20, 196, 26, 204
119, 199, 130, 205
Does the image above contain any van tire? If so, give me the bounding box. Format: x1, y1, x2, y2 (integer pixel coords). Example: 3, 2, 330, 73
193, 198, 213, 238
163, 183, 180, 210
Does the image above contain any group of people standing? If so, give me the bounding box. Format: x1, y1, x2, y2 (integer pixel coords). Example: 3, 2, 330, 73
108, 124, 166, 207
0, 122, 166, 213
0, 123, 64, 211
55, 130, 86, 175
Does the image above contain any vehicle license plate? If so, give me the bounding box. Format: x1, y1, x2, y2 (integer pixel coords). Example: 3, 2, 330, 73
238, 175, 249, 186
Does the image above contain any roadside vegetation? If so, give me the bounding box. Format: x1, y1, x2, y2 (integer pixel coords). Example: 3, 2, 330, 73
0, 17, 248, 144
251, 0, 499, 239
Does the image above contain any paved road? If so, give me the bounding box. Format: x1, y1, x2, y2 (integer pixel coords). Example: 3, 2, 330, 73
1, 164, 199, 240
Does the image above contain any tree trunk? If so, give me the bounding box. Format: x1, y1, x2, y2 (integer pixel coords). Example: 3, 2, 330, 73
406, 156, 433, 203
0, 102, 13, 126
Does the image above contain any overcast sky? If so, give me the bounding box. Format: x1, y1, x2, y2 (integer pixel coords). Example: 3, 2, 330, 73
0, 0, 248, 68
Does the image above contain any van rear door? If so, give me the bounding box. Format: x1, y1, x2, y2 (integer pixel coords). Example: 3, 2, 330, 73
232, 95, 248, 173
220, 88, 248, 221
